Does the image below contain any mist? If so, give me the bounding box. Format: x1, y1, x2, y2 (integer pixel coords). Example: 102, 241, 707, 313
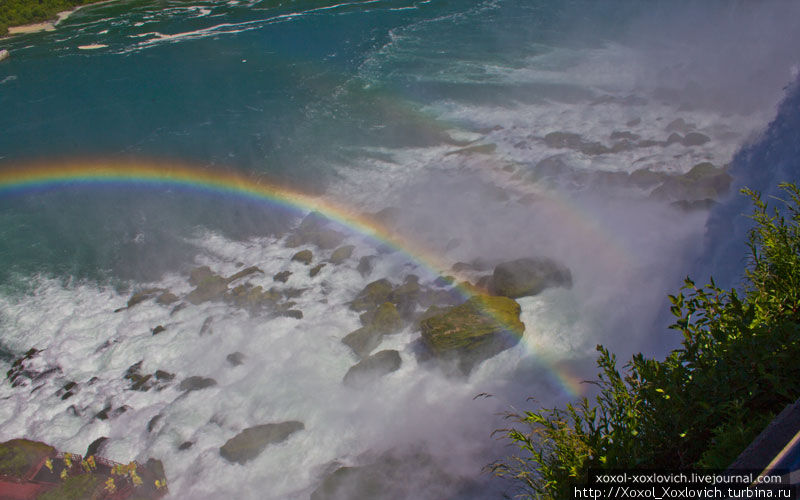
1, 1, 798, 499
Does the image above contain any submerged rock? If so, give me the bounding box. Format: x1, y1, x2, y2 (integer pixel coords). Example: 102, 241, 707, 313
419, 294, 525, 375
357, 256, 375, 276
343, 350, 401, 387
179, 376, 217, 392
219, 421, 304, 465
226, 352, 245, 366
489, 257, 572, 298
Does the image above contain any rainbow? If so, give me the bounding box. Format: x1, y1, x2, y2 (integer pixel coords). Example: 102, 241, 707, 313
0, 159, 587, 396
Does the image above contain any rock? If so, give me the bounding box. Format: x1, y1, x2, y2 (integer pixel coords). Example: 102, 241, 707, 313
178, 441, 193, 451
350, 279, 393, 311
671, 199, 717, 212
629, 168, 665, 188
189, 266, 215, 285
124, 361, 153, 392
543, 131, 610, 155
444, 143, 497, 156
609, 130, 640, 141
682, 132, 710, 146
156, 292, 179, 305
286, 212, 345, 249
226, 352, 245, 366
343, 350, 401, 387
179, 376, 217, 392
626, 117, 641, 126
651, 162, 732, 202
0, 439, 56, 478
291, 249, 313, 265
151, 325, 166, 336
57, 381, 77, 400
226, 266, 263, 283
147, 415, 162, 433
419, 294, 525, 375
219, 421, 304, 465
155, 370, 175, 381
85, 436, 108, 457
0, 50, 9, 63
388, 275, 421, 318
225, 284, 281, 312
199, 317, 213, 336
309, 263, 326, 277
329, 245, 355, 264
357, 256, 375, 276
666, 132, 683, 145
343, 302, 402, 357
489, 257, 572, 298
186, 274, 228, 305
665, 118, 693, 133
279, 309, 303, 319
273, 270, 292, 283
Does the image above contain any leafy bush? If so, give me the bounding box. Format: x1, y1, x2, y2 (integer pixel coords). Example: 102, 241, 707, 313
492, 183, 800, 499
0, 0, 101, 35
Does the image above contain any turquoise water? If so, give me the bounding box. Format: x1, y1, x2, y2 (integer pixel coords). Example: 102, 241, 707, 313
0, 1, 797, 498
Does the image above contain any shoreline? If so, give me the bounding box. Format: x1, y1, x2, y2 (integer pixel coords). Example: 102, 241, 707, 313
3, 0, 113, 38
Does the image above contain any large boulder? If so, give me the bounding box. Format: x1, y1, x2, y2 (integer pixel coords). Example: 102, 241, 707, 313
343, 350, 401, 387
350, 279, 394, 312
489, 257, 572, 298
219, 421, 304, 465
329, 245, 355, 264
419, 294, 524, 374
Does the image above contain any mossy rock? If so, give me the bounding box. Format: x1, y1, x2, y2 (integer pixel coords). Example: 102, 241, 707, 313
489, 257, 572, 298
186, 274, 228, 305
225, 284, 281, 312
0, 439, 55, 477
344, 302, 403, 357
343, 350, 401, 387
330, 245, 355, 264
291, 249, 313, 265
189, 266, 215, 285
226, 266, 263, 283
220, 421, 304, 465
37, 473, 102, 500
420, 294, 525, 374
350, 279, 393, 311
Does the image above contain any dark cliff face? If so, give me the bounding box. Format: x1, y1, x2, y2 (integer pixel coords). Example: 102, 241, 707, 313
700, 75, 800, 289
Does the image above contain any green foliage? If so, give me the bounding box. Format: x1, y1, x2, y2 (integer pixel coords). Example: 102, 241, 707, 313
0, 0, 101, 35
492, 183, 800, 499
0, 439, 55, 478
